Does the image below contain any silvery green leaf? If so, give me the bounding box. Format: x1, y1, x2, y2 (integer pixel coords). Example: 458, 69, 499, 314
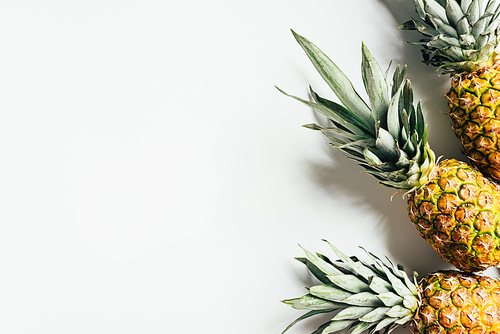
375, 127, 399, 162
467, 0, 481, 25
374, 317, 398, 332
323, 241, 377, 281
462, 0, 473, 13
282, 294, 345, 310
377, 292, 403, 307
309, 284, 353, 302
276, 87, 366, 136
398, 19, 417, 31
424, 0, 449, 23
310, 87, 372, 134
429, 34, 461, 48
300, 245, 345, 277
296, 257, 336, 285
486, 0, 500, 13
401, 271, 418, 295
305, 124, 365, 143
291, 30, 375, 134
363, 147, 383, 166
328, 275, 370, 294
418, 21, 439, 36
333, 306, 374, 320
403, 295, 419, 311
394, 313, 414, 325
391, 65, 407, 97
472, 14, 492, 38
436, 45, 465, 61
446, 0, 464, 28
350, 321, 375, 334
416, 102, 425, 141
361, 43, 389, 127
379, 266, 412, 298
457, 16, 471, 35
387, 79, 404, 140
281, 309, 334, 334
415, 0, 427, 20
476, 32, 490, 50
428, 15, 459, 38
343, 292, 384, 307
386, 305, 412, 318
369, 277, 392, 294
478, 42, 495, 60
321, 320, 355, 334
359, 307, 391, 322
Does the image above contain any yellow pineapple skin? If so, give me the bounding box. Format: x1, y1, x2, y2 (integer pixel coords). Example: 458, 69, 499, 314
407, 159, 500, 272
448, 63, 500, 181
416, 271, 500, 334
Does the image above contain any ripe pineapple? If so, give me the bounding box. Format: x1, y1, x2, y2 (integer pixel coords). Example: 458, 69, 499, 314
282, 241, 500, 334
399, 0, 500, 181
278, 31, 500, 272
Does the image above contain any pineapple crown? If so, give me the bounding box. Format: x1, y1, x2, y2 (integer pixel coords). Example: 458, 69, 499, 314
400, 0, 500, 74
277, 31, 436, 192
282, 241, 419, 334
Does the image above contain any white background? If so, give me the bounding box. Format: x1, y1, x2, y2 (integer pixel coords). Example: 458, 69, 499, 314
1, 0, 497, 333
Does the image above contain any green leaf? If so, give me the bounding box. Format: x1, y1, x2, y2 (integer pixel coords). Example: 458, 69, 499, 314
363, 147, 383, 166
373, 317, 398, 332
467, 0, 481, 26
461, 0, 473, 14
309, 284, 352, 302
424, 0, 449, 24
291, 30, 375, 134
361, 43, 389, 127
281, 309, 334, 334
377, 292, 403, 307
323, 240, 377, 281
445, 0, 464, 29
321, 320, 355, 334
472, 14, 492, 39
375, 127, 399, 162
416, 102, 425, 142
359, 307, 391, 322
310, 87, 373, 135
328, 275, 371, 294
350, 321, 376, 334
276, 86, 366, 136
282, 294, 345, 310
333, 306, 374, 320
387, 79, 404, 140
296, 257, 335, 285
403, 295, 419, 311
299, 245, 344, 278
343, 292, 384, 307
368, 277, 392, 294
457, 16, 471, 35
385, 305, 412, 318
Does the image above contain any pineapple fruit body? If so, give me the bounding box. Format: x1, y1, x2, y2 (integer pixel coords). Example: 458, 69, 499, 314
416, 271, 500, 334
448, 63, 500, 181
282, 242, 500, 334
408, 159, 500, 272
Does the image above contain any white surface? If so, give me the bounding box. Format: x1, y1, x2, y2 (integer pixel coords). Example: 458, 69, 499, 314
0, 0, 497, 333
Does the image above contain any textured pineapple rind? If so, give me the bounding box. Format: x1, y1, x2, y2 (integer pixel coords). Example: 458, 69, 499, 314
416, 271, 500, 334
448, 62, 500, 181
408, 159, 500, 272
